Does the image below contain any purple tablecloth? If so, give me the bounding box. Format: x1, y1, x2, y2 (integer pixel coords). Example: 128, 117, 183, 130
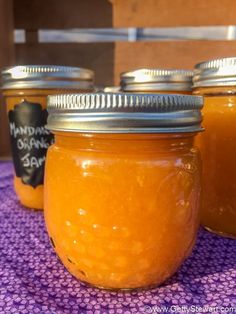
0, 162, 235, 314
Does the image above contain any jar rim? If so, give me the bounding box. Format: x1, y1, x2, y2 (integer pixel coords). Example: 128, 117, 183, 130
120, 68, 193, 92
1, 65, 94, 90
193, 57, 236, 88
47, 93, 203, 134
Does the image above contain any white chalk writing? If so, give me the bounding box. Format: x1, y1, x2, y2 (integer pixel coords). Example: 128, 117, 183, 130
21, 153, 46, 168
9, 122, 51, 138
17, 137, 50, 151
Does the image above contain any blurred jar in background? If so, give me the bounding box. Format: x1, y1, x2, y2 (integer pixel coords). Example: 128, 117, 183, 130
1, 65, 94, 210
45, 92, 203, 290
120, 68, 193, 94
193, 57, 236, 238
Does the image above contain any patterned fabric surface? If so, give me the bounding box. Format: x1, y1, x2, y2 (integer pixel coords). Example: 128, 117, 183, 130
0, 161, 235, 314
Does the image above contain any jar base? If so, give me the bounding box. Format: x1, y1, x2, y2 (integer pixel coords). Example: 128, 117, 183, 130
204, 226, 236, 240
80, 279, 163, 292
20, 203, 43, 211
17, 198, 43, 211
72, 268, 182, 292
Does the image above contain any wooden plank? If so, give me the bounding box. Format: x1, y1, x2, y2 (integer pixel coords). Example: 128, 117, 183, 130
112, 0, 236, 27
0, 0, 15, 157
14, 0, 113, 29
114, 41, 236, 84
15, 0, 236, 29
15, 43, 114, 86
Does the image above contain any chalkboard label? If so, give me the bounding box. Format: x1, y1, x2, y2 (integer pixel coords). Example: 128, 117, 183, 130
8, 100, 54, 188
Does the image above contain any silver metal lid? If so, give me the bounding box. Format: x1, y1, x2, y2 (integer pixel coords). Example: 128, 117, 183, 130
104, 86, 121, 93
1, 65, 94, 90
120, 69, 193, 92
47, 93, 203, 134
193, 57, 236, 88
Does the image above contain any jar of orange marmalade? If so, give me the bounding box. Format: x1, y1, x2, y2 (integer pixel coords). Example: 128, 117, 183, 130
1, 65, 94, 210
193, 57, 236, 239
45, 93, 203, 290
120, 69, 193, 94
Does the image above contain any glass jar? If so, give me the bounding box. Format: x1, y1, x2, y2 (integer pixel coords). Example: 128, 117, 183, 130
120, 69, 193, 94
45, 93, 203, 290
1, 65, 94, 209
193, 57, 236, 238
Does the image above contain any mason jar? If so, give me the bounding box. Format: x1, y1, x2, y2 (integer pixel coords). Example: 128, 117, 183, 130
1, 65, 94, 209
193, 57, 236, 238
45, 93, 203, 290
120, 69, 193, 94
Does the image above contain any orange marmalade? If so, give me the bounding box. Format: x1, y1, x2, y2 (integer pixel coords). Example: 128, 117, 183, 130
45, 93, 203, 290
120, 69, 193, 94
193, 58, 236, 238
1, 66, 94, 209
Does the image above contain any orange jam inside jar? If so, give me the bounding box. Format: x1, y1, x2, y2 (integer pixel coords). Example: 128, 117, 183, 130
1, 65, 94, 209
120, 68, 193, 94
45, 93, 203, 290
193, 57, 236, 239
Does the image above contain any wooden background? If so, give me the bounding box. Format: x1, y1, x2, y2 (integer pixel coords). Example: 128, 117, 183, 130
1, 0, 236, 156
